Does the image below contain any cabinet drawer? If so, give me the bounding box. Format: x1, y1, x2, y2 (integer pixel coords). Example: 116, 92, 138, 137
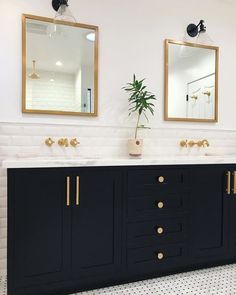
127, 244, 186, 272
127, 218, 187, 247
128, 169, 188, 195
127, 193, 189, 220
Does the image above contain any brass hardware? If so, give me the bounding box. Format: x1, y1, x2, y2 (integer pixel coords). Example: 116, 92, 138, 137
188, 139, 210, 148
233, 172, 236, 195
180, 140, 188, 148
70, 138, 80, 148
76, 176, 80, 206
227, 171, 231, 195
201, 139, 210, 147
158, 176, 165, 183
157, 227, 164, 235
157, 202, 164, 209
156, 252, 164, 260
45, 137, 55, 147
58, 138, 69, 147
66, 176, 70, 206
188, 140, 197, 148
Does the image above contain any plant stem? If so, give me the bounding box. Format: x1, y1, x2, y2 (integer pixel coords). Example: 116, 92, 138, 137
135, 113, 141, 139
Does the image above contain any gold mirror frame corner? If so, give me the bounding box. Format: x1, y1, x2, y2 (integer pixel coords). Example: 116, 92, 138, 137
164, 39, 219, 123
22, 13, 99, 117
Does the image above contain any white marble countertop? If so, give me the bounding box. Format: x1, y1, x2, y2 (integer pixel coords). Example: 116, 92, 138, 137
2, 155, 236, 168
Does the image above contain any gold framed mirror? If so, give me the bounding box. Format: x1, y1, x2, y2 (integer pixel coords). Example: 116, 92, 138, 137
164, 39, 219, 122
22, 14, 98, 116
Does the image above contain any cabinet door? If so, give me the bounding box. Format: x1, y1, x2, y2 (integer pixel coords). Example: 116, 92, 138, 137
8, 168, 71, 289
70, 168, 122, 279
190, 166, 227, 258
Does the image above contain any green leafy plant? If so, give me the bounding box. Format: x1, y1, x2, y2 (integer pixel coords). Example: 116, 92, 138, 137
123, 74, 156, 139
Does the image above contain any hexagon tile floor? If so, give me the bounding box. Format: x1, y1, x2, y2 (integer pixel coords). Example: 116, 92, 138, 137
1, 264, 236, 295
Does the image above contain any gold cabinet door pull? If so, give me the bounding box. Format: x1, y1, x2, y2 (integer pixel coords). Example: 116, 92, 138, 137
76, 176, 80, 206
66, 176, 70, 206
227, 171, 231, 195
233, 172, 236, 195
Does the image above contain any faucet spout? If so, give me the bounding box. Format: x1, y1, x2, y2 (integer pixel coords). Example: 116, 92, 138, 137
201, 139, 210, 147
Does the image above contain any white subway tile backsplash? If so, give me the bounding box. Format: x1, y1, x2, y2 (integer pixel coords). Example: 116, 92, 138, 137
0, 249, 6, 260
0, 219, 7, 229
0, 238, 6, 250
0, 198, 6, 209
1, 122, 236, 275
0, 189, 6, 199
0, 228, 7, 239
0, 259, 6, 272
11, 136, 33, 146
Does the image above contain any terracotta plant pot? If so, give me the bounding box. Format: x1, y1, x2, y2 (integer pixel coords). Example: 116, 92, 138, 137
128, 139, 143, 157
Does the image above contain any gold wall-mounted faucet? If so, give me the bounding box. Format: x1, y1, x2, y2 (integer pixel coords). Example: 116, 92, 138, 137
58, 138, 80, 147
45, 137, 55, 147
45, 137, 80, 148
58, 138, 69, 147
180, 139, 210, 148
70, 138, 80, 147
180, 140, 188, 148
188, 140, 201, 148
201, 139, 210, 147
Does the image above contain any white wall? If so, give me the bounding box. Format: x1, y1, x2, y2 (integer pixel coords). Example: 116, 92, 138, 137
1, 0, 236, 130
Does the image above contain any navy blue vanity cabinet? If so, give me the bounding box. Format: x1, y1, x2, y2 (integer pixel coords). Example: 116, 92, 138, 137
8, 167, 122, 295
7, 164, 236, 295
190, 166, 228, 260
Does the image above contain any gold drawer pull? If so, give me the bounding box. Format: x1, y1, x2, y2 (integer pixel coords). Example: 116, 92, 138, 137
233, 172, 236, 195
158, 176, 165, 183
227, 171, 231, 195
156, 252, 164, 260
156, 201, 164, 209
157, 227, 164, 235
66, 176, 70, 206
76, 176, 80, 206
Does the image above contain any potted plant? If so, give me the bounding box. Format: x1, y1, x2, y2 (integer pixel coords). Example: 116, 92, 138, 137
123, 74, 156, 157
